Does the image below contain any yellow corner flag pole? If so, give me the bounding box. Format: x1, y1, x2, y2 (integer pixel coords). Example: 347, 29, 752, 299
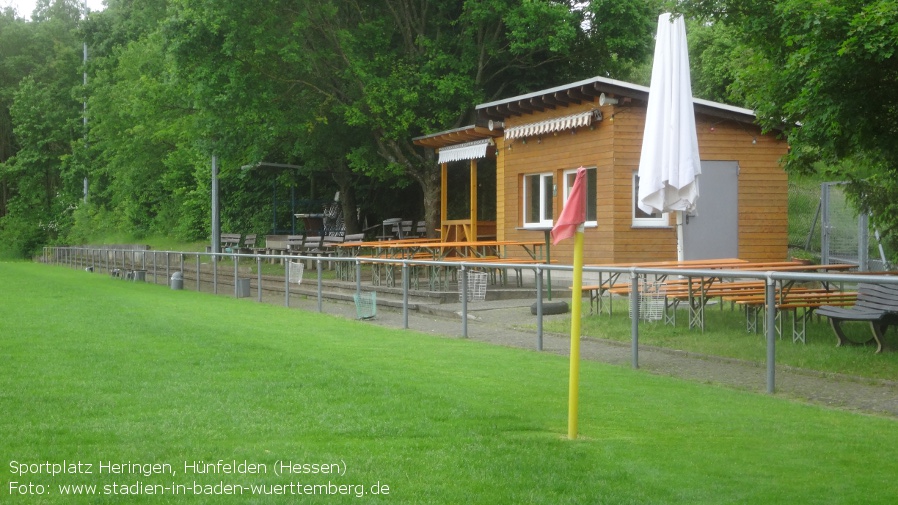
568, 224, 585, 440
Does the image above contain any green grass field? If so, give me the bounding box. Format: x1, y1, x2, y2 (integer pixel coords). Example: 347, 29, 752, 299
2, 262, 897, 504
541, 297, 898, 382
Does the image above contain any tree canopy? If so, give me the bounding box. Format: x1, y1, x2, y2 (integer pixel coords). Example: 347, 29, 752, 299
8, 0, 897, 262
681, 0, 898, 251
163, 0, 659, 235
0, 0, 659, 256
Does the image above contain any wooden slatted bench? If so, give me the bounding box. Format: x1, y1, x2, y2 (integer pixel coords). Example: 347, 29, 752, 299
354, 250, 435, 288
479, 257, 556, 287
578, 285, 602, 314
220, 233, 241, 253
816, 283, 898, 353
729, 289, 858, 342
578, 283, 629, 315
286, 235, 305, 255
239, 233, 260, 254
333, 233, 366, 280
665, 280, 767, 299
776, 292, 858, 344
582, 279, 730, 318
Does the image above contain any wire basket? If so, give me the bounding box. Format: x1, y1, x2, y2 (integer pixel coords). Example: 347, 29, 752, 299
628, 280, 666, 322
353, 291, 377, 320
288, 260, 304, 285
458, 270, 488, 302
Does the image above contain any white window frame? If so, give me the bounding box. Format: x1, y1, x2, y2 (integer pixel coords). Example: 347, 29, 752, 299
522, 172, 554, 227
562, 167, 597, 228
632, 173, 670, 227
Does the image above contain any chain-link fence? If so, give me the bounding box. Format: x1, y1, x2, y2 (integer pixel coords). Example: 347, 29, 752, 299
788, 180, 892, 271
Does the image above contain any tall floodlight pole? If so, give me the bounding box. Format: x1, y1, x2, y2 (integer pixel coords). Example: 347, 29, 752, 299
212, 155, 220, 254
82, 1, 88, 204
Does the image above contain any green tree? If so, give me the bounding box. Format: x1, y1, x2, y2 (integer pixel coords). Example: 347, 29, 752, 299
75, 0, 223, 241
0, 0, 84, 256
686, 19, 748, 104
0, 8, 34, 219
681, 0, 898, 259
164, 0, 658, 235
86, 30, 204, 239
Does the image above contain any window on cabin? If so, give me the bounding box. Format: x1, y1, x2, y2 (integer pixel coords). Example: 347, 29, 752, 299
562, 167, 597, 227
522, 172, 554, 227
632, 172, 670, 227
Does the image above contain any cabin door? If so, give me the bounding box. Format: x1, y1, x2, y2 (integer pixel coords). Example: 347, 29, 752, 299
682, 161, 739, 260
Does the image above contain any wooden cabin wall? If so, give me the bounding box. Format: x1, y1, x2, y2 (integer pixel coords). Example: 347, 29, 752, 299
498, 98, 617, 263
606, 106, 677, 263
695, 117, 790, 262
496, 99, 789, 265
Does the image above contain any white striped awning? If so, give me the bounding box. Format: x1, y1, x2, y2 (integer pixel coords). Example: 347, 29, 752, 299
437, 139, 491, 163
504, 110, 595, 140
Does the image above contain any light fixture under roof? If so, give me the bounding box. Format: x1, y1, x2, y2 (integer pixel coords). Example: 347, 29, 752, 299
599, 93, 618, 106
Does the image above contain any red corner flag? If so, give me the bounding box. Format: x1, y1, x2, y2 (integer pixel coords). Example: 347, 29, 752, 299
551, 167, 587, 245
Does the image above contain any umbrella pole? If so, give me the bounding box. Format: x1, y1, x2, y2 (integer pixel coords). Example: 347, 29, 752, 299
567, 225, 585, 440
676, 211, 685, 262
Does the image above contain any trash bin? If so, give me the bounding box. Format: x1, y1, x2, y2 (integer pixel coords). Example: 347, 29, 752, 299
170, 271, 183, 290
235, 278, 250, 298
132, 270, 146, 282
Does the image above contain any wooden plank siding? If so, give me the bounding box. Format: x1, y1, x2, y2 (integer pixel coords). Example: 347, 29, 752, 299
491, 95, 788, 265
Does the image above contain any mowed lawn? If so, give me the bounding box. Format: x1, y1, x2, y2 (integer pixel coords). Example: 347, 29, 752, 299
1, 263, 897, 504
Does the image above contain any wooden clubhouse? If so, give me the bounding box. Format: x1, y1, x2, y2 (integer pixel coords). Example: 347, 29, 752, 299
413, 76, 790, 266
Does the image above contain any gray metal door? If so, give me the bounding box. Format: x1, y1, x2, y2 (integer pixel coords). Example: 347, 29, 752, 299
683, 161, 739, 260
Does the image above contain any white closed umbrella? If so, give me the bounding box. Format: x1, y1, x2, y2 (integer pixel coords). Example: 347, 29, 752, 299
638, 13, 701, 260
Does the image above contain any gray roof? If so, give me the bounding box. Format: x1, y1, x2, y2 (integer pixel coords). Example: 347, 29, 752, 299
475, 76, 756, 124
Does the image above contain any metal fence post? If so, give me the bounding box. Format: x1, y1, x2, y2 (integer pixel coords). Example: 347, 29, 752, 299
317, 259, 323, 313
402, 262, 409, 329
285, 259, 290, 307
257, 256, 263, 302
234, 256, 239, 297
631, 268, 640, 369
461, 265, 468, 338
535, 265, 543, 351
765, 274, 776, 394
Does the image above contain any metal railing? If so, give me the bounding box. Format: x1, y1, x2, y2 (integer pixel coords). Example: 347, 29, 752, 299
43, 246, 898, 395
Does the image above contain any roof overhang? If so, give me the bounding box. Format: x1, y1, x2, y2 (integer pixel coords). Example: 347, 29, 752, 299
412, 125, 501, 150
475, 76, 758, 125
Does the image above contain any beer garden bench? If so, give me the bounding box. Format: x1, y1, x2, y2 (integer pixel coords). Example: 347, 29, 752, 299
816, 283, 898, 353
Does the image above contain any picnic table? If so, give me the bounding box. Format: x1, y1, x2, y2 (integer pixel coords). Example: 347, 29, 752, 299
334, 239, 546, 290
582, 258, 749, 316
412, 240, 547, 289
724, 288, 858, 342
516, 226, 555, 299
664, 262, 857, 331
580, 259, 857, 332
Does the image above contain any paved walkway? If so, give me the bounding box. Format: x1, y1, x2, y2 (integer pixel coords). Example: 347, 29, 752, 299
282, 293, 898, 420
